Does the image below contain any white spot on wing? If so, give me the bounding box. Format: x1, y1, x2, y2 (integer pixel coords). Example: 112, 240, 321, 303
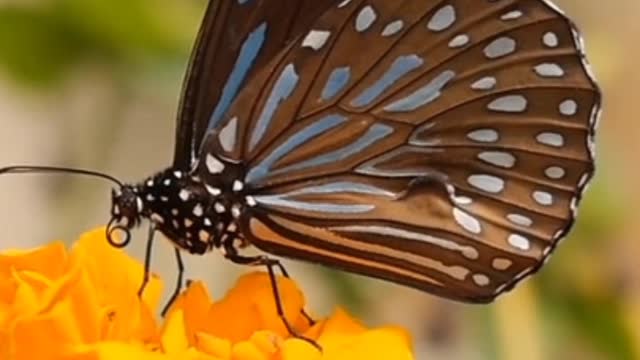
453, 208, 482, 234
428, 5, 456, 32
179, 189, 190, 201
559, 99, 578, 116
488, 95, 527, 112
454, 196, 473, 205
543, 32, 559, 47
533, 191, 554, 206
302, 30, 331, 50
467, 129, 499, 143
501, 10, 523, 20
477, 151, 516, 168
535, 63, 565, 77
471, 76, 496, 90
492, 258, 513, 270
484, 37, 516, 58
468, 175, 505, 193
508, 234, 531, 251
219, 117, 238, 152
356, 5, 377, 32
507, 213, 533, 227
206, 154, 225, 174
536, 132, 565, 147
449, 34, 470, 48
382, 20, 404, 36
473, 274, 490, 286
545, 166, 566, 179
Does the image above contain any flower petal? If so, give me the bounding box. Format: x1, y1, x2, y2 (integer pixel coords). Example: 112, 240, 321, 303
70, 227, 160, 343
278, 338, 322, 360
195, 332, 232, 359
162, 309, 189, 354
1, 228, 417, 360
67, 342, 168, 360
71, 227, 163, 310
167, 281, 212, 344
315, 308, 366, 350
0, 241, 68, 281
322, 327, 414, 360
230, 340, 268, 360
248, 331, 282, 355
202, 273, 308, 342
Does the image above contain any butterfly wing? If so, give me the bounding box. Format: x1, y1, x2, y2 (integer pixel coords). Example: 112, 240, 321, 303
201, 0, 600, 302
173, 0, 340, 168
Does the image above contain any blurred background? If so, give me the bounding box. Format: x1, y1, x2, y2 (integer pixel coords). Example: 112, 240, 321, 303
0, 0, 635, 359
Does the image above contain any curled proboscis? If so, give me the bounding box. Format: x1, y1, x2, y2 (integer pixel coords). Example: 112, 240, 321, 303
106, 218, 131, 248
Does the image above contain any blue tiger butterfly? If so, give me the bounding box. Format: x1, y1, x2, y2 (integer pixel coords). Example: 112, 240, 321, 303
1, 0, 600, 343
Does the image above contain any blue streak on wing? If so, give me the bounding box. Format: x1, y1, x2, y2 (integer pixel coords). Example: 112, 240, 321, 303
321, 67, 351, 101
253, 181, 397, 214
282, 181, 397, 198
208, 22, 267, 130
350, 55, 424, 108
384, 70, 456, 112
272, 123, 394, 175
252, 196, 374, 214
237, 0, 251, 4
245, 114, 348, 184
249, 64, 299, 151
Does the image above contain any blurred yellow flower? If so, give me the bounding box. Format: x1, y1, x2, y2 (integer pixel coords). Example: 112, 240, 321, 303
0, 228, 416, 360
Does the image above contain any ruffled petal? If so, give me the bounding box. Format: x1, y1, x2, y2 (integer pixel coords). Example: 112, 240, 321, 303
0, 228, 416, 360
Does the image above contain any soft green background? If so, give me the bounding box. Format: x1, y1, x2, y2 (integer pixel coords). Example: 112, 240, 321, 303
0, 1, 635, 359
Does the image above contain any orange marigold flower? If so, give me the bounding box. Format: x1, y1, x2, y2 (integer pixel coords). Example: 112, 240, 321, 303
0, 228, 162, 359
0, 228, 416, 360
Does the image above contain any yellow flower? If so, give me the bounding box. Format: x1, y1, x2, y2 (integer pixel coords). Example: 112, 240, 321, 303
0, 228, 416, 360
0, 228, 162, 359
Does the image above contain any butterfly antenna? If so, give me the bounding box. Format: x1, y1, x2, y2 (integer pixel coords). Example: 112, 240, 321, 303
0, 165, 124, 187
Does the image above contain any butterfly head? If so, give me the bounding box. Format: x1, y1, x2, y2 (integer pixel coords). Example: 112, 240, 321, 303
107, 185, 143, 247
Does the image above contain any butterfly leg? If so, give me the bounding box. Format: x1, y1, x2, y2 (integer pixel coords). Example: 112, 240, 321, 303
223, 246, 321, 350
268, 262, 316, 327
162, 248, 185, 316
138, 223, 156, 297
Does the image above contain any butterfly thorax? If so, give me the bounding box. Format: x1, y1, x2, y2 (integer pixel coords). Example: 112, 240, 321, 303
110, 167, 251, 255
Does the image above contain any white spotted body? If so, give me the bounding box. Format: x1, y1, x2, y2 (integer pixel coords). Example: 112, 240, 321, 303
111, 158, 252, 255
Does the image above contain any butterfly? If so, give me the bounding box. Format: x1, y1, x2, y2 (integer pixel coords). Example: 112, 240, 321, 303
1, 0, 600, 341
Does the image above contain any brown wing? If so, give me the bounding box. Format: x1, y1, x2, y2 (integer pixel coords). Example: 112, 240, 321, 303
199, 0, 600, 302
173, 0, 340, 168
